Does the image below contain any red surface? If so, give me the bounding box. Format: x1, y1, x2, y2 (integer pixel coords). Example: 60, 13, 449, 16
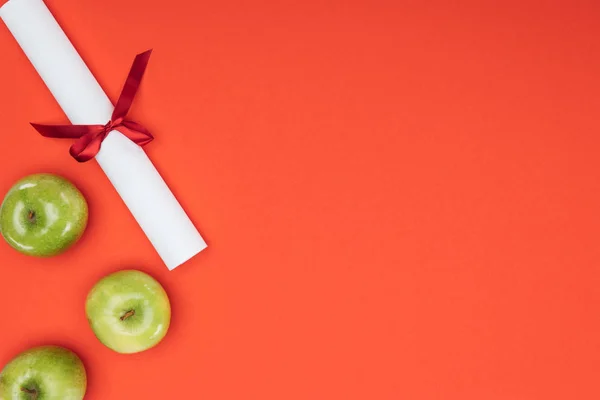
1, 0, 600, 398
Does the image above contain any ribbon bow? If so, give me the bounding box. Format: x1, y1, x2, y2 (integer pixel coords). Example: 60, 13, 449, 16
31, 50, 154, 162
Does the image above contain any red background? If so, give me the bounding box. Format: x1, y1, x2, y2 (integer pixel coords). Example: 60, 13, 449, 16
1, 0, 600, 398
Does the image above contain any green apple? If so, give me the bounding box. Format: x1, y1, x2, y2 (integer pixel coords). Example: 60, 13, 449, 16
0, 173, 88, 257
86, 270, 171, 354
0, 346, 86, 400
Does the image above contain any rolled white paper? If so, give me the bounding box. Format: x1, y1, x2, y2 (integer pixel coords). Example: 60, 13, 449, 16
0, 0, 207, 270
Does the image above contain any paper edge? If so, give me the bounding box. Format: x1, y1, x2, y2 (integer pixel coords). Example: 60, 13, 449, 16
0, 0, 16, 16
167, 241, 208, 271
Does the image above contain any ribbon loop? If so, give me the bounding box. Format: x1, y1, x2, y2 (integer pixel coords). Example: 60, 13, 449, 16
30, 50, 154, 163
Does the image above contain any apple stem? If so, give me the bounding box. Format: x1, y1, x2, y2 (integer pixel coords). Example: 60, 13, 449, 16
21, 387, 38, 400
120, 310, 136, 321
27, 211, 36, 223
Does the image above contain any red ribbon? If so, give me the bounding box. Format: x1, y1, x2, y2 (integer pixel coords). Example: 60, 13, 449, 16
31, 50, 154, 162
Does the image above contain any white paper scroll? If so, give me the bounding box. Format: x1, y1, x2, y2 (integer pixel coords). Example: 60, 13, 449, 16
0, 0, 207, 270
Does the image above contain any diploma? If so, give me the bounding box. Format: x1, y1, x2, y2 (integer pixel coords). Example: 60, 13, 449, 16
0, 0, 208, 270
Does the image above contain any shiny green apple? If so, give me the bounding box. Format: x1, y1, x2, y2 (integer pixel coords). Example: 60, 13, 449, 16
0, 346, 86, 400
0, 173, 88, 257
86, 270, 172, 354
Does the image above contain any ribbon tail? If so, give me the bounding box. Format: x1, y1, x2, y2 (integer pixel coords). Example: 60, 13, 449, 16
31, 123, 102, 139
112, 50, 153, 120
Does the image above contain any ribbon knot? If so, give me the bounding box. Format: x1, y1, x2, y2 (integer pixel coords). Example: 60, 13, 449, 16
103, 121, 115, 132
30, 50, 155, 162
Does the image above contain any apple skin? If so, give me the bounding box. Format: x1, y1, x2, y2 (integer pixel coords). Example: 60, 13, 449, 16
86, 270, 171, 354
0, 174, 88, 257
0, 346, 86, 400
